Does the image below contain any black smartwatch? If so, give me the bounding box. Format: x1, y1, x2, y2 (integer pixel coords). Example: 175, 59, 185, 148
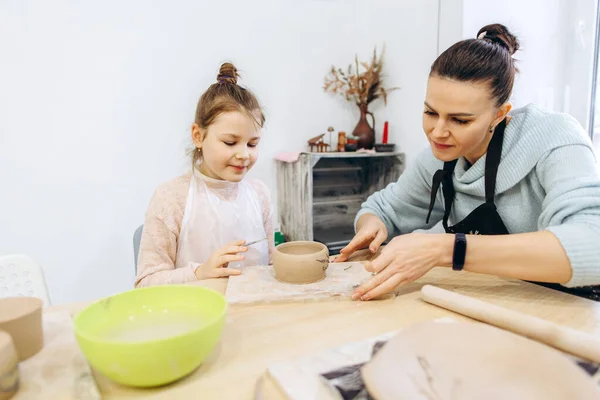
452, 232, 467, 271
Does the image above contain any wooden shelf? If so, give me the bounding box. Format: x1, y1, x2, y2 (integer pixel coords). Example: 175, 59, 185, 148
313, 182, 357, 189
313, 166, 362, 173
276, 152, 405, 243
304, 152, 403, 158
313, 195, 364, 206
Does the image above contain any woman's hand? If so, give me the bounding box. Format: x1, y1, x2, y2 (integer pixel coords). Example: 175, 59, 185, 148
335, 214, 388, 262
352, 233, 452, 300
194, 240, 248, 279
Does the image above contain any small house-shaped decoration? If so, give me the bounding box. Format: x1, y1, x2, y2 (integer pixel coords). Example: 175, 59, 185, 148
307, 134, 330, 152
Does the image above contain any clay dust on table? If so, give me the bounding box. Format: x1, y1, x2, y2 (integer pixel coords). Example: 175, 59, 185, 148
225, 263, 375, 305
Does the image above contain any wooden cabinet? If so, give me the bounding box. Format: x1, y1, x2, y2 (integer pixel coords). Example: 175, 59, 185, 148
276, 152, 405, 253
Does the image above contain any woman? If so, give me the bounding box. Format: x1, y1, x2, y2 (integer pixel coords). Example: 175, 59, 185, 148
337, 24, 600, 301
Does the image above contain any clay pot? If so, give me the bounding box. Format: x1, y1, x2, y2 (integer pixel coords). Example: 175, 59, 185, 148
272, 241, 329, 284
0, 297, 43, 361
0, 331, 18, 400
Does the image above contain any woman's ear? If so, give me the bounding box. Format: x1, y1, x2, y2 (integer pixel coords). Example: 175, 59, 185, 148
493, 102, 512, 127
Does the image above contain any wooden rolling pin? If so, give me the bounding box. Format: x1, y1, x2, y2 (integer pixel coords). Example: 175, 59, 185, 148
421, 284, 600, 363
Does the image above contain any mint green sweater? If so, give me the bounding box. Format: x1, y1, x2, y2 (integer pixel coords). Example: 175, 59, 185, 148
357, 104, 600, 287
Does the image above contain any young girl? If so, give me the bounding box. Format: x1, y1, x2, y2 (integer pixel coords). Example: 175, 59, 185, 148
135, 63, 273, 287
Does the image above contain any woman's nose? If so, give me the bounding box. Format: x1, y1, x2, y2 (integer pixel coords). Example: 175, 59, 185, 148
430, 120, 450, 139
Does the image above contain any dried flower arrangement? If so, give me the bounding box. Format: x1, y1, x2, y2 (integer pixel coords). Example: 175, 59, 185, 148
323, 46, 398, 107
323, 46, 398, 150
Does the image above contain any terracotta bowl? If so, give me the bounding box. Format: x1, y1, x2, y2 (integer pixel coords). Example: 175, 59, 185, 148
0, 297, 43, 361
0, 330, 18, 400
272, 241, 329, 284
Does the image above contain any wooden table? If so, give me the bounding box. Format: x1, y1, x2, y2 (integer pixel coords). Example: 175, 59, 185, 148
45, 251, 600, 399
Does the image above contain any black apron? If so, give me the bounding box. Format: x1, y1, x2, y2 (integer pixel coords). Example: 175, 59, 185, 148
425, 119, 600, 302
426, 119, 509, 236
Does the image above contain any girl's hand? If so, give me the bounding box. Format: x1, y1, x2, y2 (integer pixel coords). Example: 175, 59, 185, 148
194, 240, 248, 279
335, 214, 388, 262
352, 233, 451, 301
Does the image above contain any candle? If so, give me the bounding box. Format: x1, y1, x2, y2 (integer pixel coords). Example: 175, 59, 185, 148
382, 121, 389, 144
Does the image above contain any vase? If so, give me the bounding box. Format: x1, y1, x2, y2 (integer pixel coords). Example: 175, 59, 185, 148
352, 103, 375, 150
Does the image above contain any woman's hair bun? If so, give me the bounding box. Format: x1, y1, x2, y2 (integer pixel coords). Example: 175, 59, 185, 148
477, 24, 520, 56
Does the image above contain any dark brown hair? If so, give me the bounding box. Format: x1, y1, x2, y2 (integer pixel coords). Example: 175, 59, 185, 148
191, 62, 265, 167
430, 24, 520, 106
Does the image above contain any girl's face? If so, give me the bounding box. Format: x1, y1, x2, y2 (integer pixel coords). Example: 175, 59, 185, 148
192, 111, 261, 182
423, 75, 511, 164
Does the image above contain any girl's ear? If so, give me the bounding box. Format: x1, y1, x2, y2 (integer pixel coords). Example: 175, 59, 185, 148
191, 123, 205, 149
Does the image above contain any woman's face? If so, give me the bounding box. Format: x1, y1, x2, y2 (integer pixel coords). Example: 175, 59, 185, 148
423, 75, 510, 164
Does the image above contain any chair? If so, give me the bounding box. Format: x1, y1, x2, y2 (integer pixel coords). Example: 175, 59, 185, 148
0, 254, 51, 305
133, 224, 144, 273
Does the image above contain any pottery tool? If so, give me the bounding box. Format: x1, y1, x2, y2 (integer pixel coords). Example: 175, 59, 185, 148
421, 284, 600, 363
245, 237, 267, 247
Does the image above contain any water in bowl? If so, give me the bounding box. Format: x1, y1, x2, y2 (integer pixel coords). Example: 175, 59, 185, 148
101, 312, 204, 342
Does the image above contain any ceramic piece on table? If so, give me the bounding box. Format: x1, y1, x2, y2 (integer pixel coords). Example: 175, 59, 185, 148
373, 143, 395, 152
0, 297, 43, 361
272, 241, 329, 284
345, 136, 358, 152
0, 330, 19, 400
344, 143, 357, 152
362, 320, 600, 400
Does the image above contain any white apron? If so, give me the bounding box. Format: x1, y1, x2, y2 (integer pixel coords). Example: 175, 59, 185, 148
175, 172, 268, 270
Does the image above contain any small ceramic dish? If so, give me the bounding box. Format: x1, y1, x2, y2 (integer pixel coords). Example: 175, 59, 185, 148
374, 143, 396, 152
272, 241, 329, 284
0, 297, 43, 361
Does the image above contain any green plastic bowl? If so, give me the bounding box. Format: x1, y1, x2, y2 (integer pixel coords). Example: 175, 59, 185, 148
73, 285, 227, 387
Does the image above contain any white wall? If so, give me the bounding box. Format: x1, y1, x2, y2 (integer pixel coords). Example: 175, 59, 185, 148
438, 0, 464, 55
561, 0, 599, 130
459, 0, 598, 130
0, 0, 439, 304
